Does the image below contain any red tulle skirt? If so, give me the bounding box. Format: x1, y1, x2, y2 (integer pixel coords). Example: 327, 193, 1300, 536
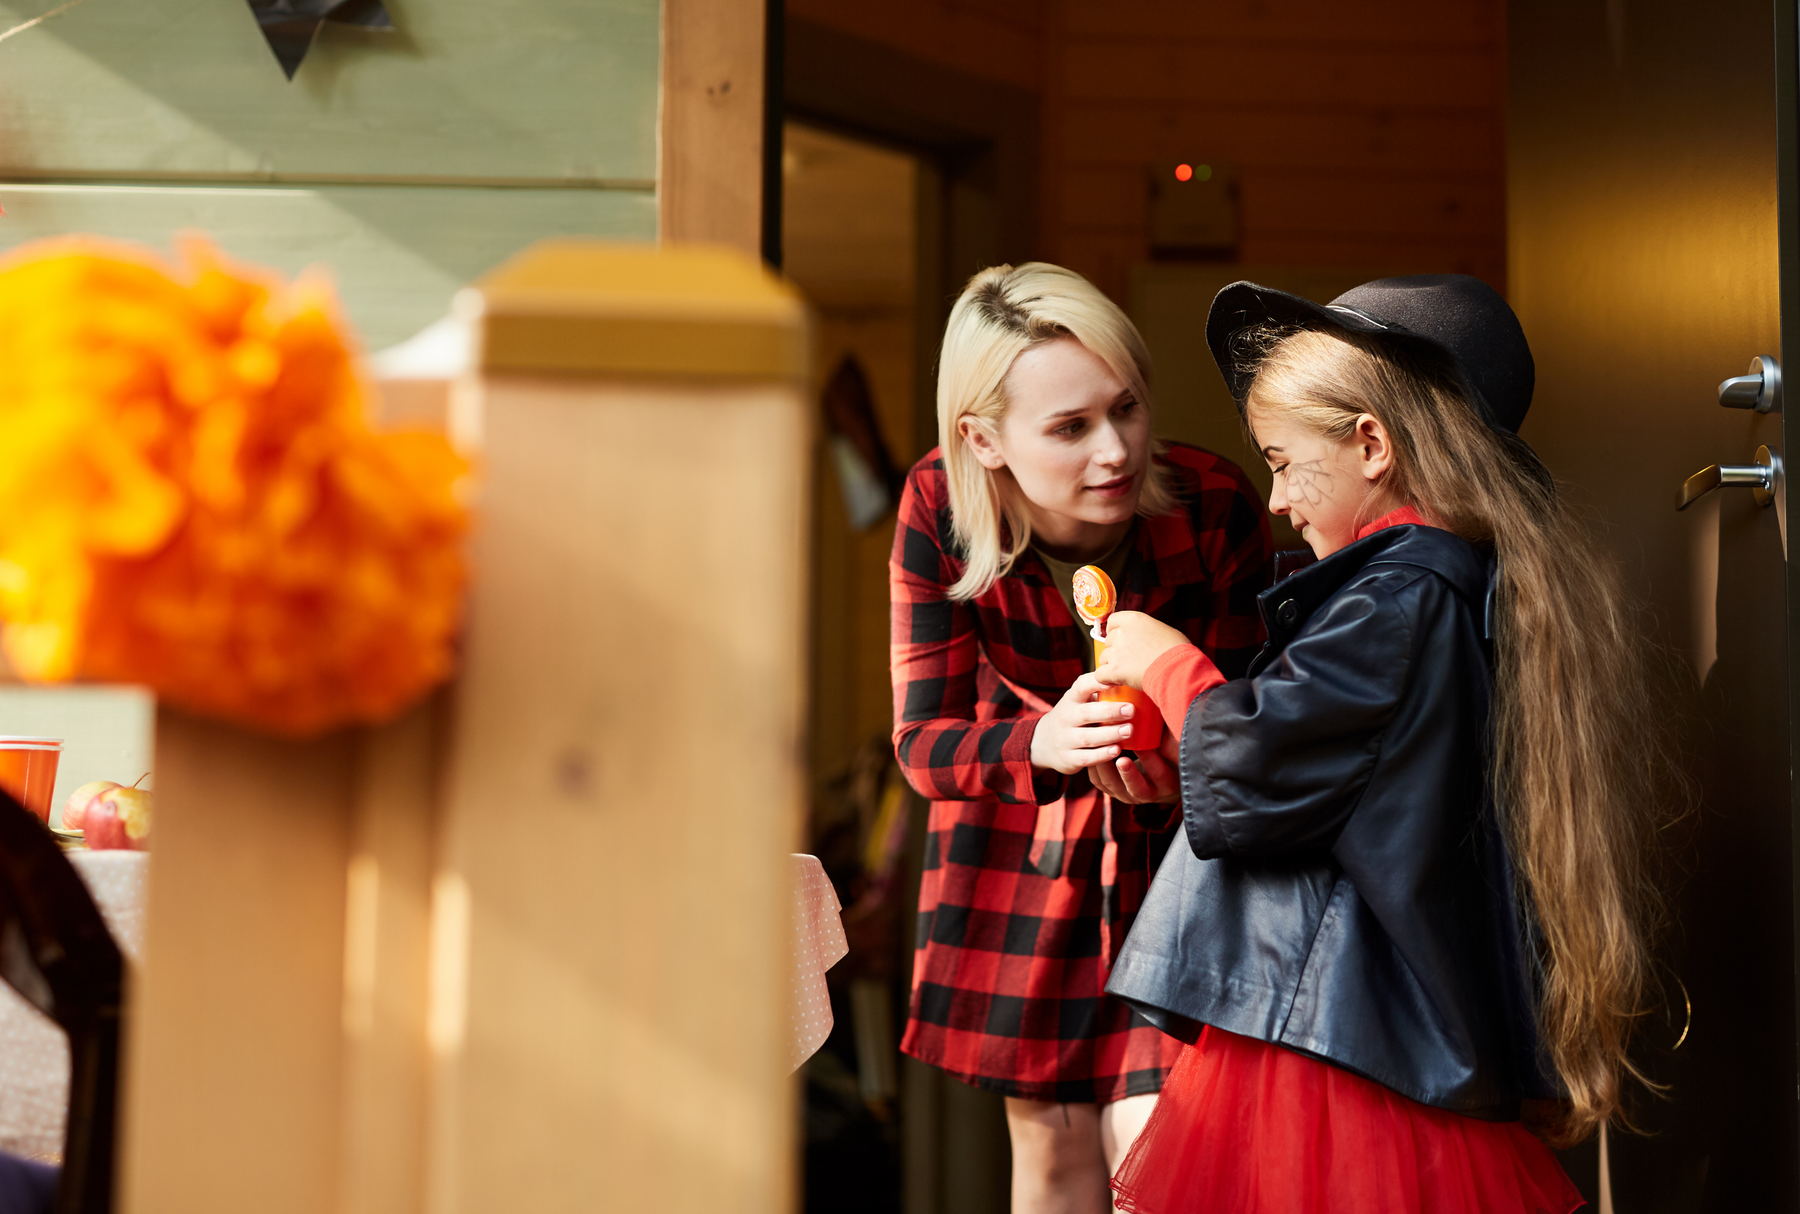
1111, 1028, 1584, 1214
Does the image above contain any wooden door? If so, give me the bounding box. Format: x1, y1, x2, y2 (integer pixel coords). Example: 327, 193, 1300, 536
1510, 0, 1796, 1206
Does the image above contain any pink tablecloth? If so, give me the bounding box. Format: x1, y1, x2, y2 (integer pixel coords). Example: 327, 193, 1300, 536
789, 853, 848, 1072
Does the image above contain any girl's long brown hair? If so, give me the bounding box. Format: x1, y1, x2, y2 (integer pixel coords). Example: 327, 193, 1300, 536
1244, 325, 1677, 1144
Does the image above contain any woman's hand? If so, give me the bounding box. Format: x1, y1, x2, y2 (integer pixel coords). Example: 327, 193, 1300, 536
1095, 611, 1191, 690
1030, 672, 1138, 775
1089, 745, 1181, 805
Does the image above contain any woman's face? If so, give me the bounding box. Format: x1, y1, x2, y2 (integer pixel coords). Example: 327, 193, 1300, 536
959, 336, 1150, 554
1246, 401, 1394, 559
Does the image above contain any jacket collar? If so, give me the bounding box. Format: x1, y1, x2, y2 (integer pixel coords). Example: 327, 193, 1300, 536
1355, 503, 1432, 541
1255, 524, 1492, 653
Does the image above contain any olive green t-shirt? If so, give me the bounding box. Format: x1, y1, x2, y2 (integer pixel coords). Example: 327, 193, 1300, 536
1032, 529, 1133, 672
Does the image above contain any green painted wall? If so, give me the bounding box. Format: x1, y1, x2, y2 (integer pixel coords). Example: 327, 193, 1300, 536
0, 0, 660, 347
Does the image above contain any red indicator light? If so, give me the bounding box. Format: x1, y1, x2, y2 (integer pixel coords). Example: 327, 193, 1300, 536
1174, 163, 1193, 182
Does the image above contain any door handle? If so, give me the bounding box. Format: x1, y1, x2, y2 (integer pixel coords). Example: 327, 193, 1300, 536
1718, 355, 1782, 412
1676, 444, 1778, 510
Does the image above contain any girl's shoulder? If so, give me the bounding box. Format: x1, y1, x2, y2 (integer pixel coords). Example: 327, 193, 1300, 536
1284, 527, 1491, 646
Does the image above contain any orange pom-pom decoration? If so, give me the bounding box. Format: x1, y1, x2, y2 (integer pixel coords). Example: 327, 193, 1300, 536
0, 236, 469, 736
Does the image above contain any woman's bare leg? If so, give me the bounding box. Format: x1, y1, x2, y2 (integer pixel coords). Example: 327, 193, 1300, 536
1099, 1092, 1158, 1173
1004, 1098, 1110, 1214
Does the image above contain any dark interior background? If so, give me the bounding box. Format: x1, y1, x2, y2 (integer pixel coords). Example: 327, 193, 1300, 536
783, 1, 1800, 1209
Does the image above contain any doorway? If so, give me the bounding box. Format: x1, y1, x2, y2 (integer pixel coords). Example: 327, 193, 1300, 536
783, 120, 1013, 1214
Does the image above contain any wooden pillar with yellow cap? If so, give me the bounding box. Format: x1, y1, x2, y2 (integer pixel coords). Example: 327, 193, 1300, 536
424, 241, 811, 1213
118, 242, 810, 1214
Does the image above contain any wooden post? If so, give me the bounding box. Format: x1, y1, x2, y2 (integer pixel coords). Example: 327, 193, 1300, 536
116, 242, 809, 1214
429, 240, 809, 1213
120, 712, 358, 1214
660, 0, 768, 254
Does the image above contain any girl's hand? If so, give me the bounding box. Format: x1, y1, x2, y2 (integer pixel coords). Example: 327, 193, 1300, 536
1095, 611, 1191, 689
1030, 672, 1137, 775
1089, 746, 1180, 805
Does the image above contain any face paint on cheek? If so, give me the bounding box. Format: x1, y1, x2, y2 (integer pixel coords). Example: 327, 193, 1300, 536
1286, 459, 1333, 506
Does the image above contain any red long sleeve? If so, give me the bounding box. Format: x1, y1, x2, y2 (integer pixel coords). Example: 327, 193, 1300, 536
1141, 644, 1226, 731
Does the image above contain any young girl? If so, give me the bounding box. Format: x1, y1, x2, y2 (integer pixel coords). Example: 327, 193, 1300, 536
1094, 275, 1672, 1213
890, 263, 1272, 1212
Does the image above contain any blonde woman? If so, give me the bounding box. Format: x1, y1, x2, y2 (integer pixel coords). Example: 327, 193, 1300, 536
889, 263, 1271, 1213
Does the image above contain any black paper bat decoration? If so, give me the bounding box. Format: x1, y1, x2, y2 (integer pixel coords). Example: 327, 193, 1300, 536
246, 0, 393, 80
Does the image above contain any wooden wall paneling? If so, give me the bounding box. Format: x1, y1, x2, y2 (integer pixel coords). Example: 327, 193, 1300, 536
783, 0, 1043, 93
0, 0, 658, 182
428, 242, 809, 1213
1036, 0, 1068, 265
121, 711, 358, 1214
659, 0, 768, 254
1051, 229, 1150, 303
1063, 0, 1501, 45
1057, 163, 1504, 298
1060, 42, 1503, 108
784, 0, 1506, 328
1057, 166, 1148, 230
1237, 237, 1506, 285
1058, 107, 1506, 175
0, 184, 655, 350
1243, 170, 1505, 240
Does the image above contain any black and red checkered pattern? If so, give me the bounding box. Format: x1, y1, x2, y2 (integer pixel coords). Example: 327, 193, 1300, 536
890, 443, 1272, 1103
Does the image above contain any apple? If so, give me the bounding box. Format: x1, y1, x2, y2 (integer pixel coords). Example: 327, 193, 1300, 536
84, 786, 151, 851
60, 780, 121, 833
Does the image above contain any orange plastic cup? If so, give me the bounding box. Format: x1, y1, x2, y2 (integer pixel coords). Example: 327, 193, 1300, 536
1092, 641, 1164, 753
0, 736, 62, 823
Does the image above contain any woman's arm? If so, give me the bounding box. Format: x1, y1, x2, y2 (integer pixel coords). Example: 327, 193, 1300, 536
888, 473, 1071, 805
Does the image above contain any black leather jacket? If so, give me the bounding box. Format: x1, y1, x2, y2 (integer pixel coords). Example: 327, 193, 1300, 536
1106, 524, 1554, 1118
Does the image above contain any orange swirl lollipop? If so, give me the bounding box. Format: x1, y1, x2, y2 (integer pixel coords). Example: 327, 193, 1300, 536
1073, 564, 1164, 753
1072, 564, 1116, 630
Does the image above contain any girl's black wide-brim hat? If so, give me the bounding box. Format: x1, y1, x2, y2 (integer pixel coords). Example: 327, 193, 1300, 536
1204, 274, 1535, 436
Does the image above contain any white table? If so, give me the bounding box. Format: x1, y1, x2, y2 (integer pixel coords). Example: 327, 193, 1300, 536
0, 851, 147, 1163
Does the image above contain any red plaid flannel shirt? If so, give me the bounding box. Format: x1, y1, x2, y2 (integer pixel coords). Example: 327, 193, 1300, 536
890, 443, 1272, 1102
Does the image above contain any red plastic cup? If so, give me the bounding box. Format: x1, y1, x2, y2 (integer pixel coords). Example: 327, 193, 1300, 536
0, 736, 61, 823
1091, 642, 1164, 753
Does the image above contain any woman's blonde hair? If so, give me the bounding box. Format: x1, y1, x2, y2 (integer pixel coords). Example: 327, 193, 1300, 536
1243, 325, 1676, 1145
938, 263, 1175, 600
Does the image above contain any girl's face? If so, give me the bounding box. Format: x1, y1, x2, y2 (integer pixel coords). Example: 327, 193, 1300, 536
1246, 402, 1396, 559
959, 336, 1151, 556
